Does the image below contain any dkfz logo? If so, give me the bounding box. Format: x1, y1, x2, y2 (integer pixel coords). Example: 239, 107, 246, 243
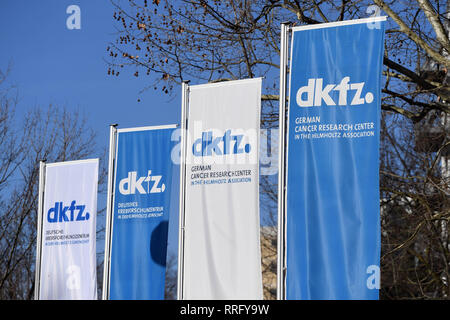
119, 170, 165, 195
47, 201, 90, 223
192, 130, 251, 157
296, 76, 374, 107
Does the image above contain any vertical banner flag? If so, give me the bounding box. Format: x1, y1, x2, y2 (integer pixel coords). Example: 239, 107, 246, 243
285, 17, 386, 299
182, 78, 263, 299
108, 125, 176, 300
37, 159, 99, 300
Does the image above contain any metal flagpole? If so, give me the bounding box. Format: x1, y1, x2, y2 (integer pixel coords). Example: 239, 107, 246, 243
34, 160, 46, 300
177, 80, 189, 300
102, 124, 118, 300
277, 22, 290, 301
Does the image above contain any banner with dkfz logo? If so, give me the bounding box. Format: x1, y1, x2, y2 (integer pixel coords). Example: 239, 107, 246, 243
39, 159, 98, 300
182, 78, 263, 299
109, 125, 176, 300
285, 18, 386, 299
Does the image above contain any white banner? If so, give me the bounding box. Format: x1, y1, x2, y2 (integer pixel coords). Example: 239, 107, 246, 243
183, 78, 263, 299
37, 159, 98, 300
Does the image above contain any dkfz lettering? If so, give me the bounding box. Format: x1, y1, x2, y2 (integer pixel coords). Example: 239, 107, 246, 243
47, 201, 90, 223
119, 170, 165, 195
296, 76, 374, 107
192, 130, 251, 157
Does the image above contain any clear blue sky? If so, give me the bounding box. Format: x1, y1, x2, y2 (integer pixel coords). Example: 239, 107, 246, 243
0, 0, 182, 265
0, 0, 180, 138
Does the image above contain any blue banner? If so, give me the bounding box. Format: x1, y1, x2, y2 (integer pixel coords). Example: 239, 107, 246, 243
285, 19, 385, 299
109, 126, 176, 300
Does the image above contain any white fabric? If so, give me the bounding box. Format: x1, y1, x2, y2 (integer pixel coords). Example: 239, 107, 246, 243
39, 159, 98, 300
183, 78, 263, 299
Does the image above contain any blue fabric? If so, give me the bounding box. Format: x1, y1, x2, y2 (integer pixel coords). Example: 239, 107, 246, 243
286, 21, 385, 300
110, 128, 175, 300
